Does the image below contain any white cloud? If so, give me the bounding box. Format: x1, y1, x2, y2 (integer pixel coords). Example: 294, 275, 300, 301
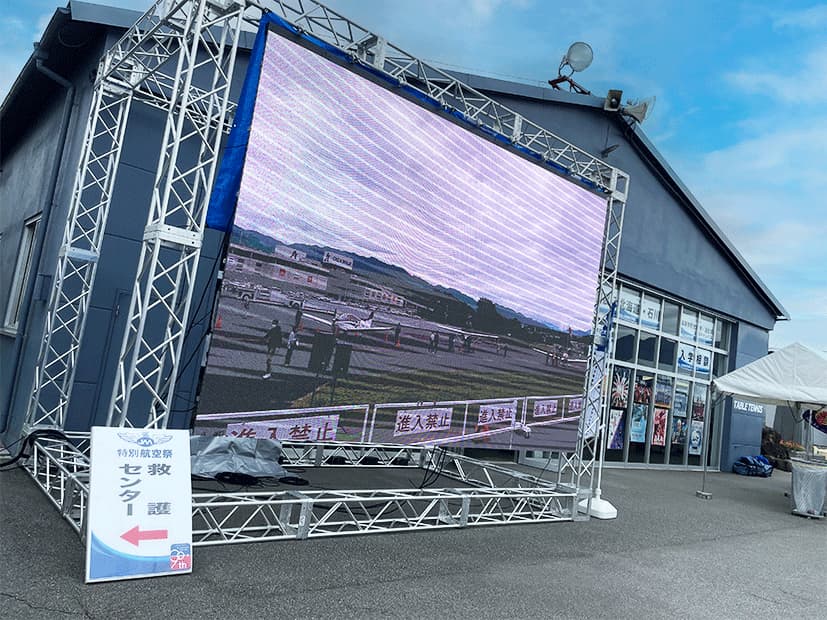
34, 11, 52, 40
773, 5, 827, 30
770, 285, 827, 351
1, 17, 25, 32
726, 43, 827, 103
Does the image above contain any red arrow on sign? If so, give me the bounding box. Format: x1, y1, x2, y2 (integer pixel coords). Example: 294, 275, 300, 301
120, 525, 169, 547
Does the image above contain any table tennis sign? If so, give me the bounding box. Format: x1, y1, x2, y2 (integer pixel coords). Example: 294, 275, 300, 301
85, 426, 192, 583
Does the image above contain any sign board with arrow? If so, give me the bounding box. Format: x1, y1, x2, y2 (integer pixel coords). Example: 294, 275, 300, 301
85, 426, 192, 583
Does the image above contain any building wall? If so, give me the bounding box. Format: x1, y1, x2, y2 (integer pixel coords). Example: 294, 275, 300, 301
718, 322, 771, 470
1, 27, 250, 443
1, 39, 103, 442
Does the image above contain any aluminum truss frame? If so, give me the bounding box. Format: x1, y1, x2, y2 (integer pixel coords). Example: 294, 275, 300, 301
24, 0, 244, 431
28, 0, 627, 438
22, 435, 574, 545
107, 0, 246, 428
21, 433, 91, 536
560, 170, 627, 497
21, 0, 629, 551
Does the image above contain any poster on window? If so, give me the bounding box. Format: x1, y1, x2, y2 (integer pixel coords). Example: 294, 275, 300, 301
630, 404, 648, 443
697, 315, 714, 346
677, 343, 695, 373
695, 349, 711, 375
608, 409, 625, 450
688, 420, 704, 455
671, 417, 687, 445
673, 381, 690, 417
611, 367, 631, 409
633, 374, 653, 404
692, 390, 707, 421
652, 408, 668, 446
680, 311, 698, 340
618, 288, 640, 323
640, 297, 661, 329
654, 375, 673, 407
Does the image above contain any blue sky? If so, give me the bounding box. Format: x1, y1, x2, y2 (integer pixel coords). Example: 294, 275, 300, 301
2, 0, 825, 351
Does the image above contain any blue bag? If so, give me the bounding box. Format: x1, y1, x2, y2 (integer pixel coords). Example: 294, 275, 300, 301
733, 455, 773, 477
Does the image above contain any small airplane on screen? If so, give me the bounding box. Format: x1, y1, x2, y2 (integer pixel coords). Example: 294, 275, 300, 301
303, 309, 395, 333
439, 324, 499, 341
531, 347, 589, 364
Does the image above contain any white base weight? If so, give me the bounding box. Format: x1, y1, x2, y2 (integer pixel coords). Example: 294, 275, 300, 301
577, 496, 618, 519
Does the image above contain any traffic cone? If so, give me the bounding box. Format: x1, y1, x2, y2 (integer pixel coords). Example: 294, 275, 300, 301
215, 314, 222, 330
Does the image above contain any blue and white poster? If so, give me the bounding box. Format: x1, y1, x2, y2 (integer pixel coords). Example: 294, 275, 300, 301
618, 288, 641, 323
695, 349, 711, 375
640, 297, 661, 329
673, 382, 690, 417
608, 409, 625, 450
697, 315, 714, 346
677, 343, 695, 373
85, 427, 192, 583
688, 420, 704, 456
680, 311, 697, 340
630, 404, 648, 443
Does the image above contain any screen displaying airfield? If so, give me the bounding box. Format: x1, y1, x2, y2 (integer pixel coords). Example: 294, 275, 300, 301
195, 25, 609, 450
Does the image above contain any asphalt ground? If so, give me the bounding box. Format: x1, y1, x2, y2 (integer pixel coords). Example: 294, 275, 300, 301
1, 461, 825, 619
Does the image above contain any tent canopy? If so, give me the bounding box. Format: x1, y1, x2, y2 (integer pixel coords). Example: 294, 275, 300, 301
712, 342, 827, 410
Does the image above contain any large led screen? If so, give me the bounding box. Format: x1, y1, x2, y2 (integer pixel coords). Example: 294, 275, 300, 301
195, 25, 609, 450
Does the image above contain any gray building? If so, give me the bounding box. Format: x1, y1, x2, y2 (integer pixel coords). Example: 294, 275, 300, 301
0, 1, 787, 471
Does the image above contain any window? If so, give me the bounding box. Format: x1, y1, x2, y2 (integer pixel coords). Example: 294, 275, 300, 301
658, 338, 677, 371
615, 326, 637, 363
637, 332, 657, 367
714, 319, 730, 350
608, 282, 731, 468
662, 301, 679, 335
4, 215, 40, 332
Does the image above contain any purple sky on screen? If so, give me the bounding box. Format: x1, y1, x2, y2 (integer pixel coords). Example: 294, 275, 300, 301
234, 31, 608, 332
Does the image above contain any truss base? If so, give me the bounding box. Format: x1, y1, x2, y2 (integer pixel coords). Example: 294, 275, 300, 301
22, 435, 583, 551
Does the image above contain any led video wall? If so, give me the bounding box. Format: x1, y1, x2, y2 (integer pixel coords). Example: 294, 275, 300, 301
196, 22, 609, 450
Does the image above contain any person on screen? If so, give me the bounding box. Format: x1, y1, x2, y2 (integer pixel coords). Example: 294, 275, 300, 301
394, 323, 402, 347
447, 333, 455, 352
262, 319, 283, 379
428, 331, 436, 353
293, 302, 303, 329
265, 319, 283, 354
284, 328, 299, 366
433, 332, 440, 353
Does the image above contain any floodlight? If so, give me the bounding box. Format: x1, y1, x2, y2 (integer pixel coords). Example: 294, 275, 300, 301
549, 41, 594, 95
565, 42, 593, 73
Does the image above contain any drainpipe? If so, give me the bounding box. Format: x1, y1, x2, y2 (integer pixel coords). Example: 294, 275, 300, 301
0, 49, 76, 437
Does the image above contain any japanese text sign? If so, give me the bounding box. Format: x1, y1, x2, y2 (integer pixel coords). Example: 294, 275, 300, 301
85, 427, 192, 583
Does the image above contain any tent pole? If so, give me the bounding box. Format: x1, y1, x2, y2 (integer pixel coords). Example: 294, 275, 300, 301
696, 384, 713, 500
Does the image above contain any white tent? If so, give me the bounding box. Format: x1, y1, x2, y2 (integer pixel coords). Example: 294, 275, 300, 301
712, 342, 827, 410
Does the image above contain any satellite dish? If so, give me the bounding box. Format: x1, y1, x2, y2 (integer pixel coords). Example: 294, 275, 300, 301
565, 42, 593, 73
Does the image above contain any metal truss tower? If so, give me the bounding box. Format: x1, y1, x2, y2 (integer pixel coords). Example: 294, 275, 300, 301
25, 0, 247, 430
24, 0, 627, 499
